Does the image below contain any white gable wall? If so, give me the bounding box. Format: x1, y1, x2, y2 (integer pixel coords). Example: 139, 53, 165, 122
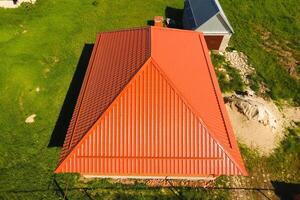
195, 13, 232, 51
195, 13, 232, 34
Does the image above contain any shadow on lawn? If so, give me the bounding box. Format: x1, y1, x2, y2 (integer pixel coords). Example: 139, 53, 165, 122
48, 44, 94, 147
146, 6, 183, 28
165, 6, 183, 29
147, 20, 154, 26
271, 181, 300, 200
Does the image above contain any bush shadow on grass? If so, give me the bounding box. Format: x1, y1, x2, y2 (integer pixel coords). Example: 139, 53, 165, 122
271, 181, 300, 200
48, 44, 94, 147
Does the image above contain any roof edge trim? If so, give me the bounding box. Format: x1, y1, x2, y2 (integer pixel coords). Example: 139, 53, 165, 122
56, 34, 102, 167
216, 12, 234, 33
214, 0, 234, 33
66, 34, 102, 150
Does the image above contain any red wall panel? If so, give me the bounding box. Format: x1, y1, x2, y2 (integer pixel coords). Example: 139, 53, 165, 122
204, 35, 223, 50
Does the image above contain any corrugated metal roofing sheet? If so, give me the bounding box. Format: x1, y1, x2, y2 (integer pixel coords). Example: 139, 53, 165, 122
151, 27, 245, 175
55, 26, 247, 177
56, 60, 242, 176
58, 27, 151, 166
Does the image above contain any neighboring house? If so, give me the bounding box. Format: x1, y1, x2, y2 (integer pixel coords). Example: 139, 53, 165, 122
183, 0, 234, 51
0, 0, 35, 8
55, 27, 247, 179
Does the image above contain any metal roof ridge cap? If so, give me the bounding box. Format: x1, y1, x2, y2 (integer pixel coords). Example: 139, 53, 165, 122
55, 58, 153, 173
150, 57, 247, 175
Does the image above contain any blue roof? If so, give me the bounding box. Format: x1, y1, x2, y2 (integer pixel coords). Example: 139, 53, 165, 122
187, 0, 234, 32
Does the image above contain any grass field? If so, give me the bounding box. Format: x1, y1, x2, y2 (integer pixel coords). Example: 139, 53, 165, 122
211, 53, 245, 93
0, 0, 299, 199
220, 0, 300, 104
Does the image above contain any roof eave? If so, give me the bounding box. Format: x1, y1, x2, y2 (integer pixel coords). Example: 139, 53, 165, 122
213, 0, 234, 33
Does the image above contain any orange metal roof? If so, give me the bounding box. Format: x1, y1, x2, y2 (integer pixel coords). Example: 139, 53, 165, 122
55, 26, 247, 177
58, 27, 150, 166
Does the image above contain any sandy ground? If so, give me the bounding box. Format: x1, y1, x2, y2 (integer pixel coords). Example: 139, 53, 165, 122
225, 95, 300, 155
226, 103, 280, 154
282, 106, 300, 122
222, 50, 300, 154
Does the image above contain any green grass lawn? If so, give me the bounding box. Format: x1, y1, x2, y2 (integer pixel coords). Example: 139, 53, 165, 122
0, 0, 299, 199
233, 123, 300, 199
0, 0, 229, 199
211, 53, 245, 93
220, 0, 300, 104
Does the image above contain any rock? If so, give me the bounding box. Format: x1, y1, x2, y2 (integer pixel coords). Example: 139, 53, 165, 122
225, 74, 231, 81
25, 114, 36, 123
226, 95, 279, 131
224, 51, 255, 86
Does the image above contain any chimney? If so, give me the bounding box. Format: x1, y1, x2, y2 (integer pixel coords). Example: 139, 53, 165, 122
154, 16, 164, 27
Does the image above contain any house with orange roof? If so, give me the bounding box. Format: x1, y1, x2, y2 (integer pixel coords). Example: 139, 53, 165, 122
55, 26, 247, 180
